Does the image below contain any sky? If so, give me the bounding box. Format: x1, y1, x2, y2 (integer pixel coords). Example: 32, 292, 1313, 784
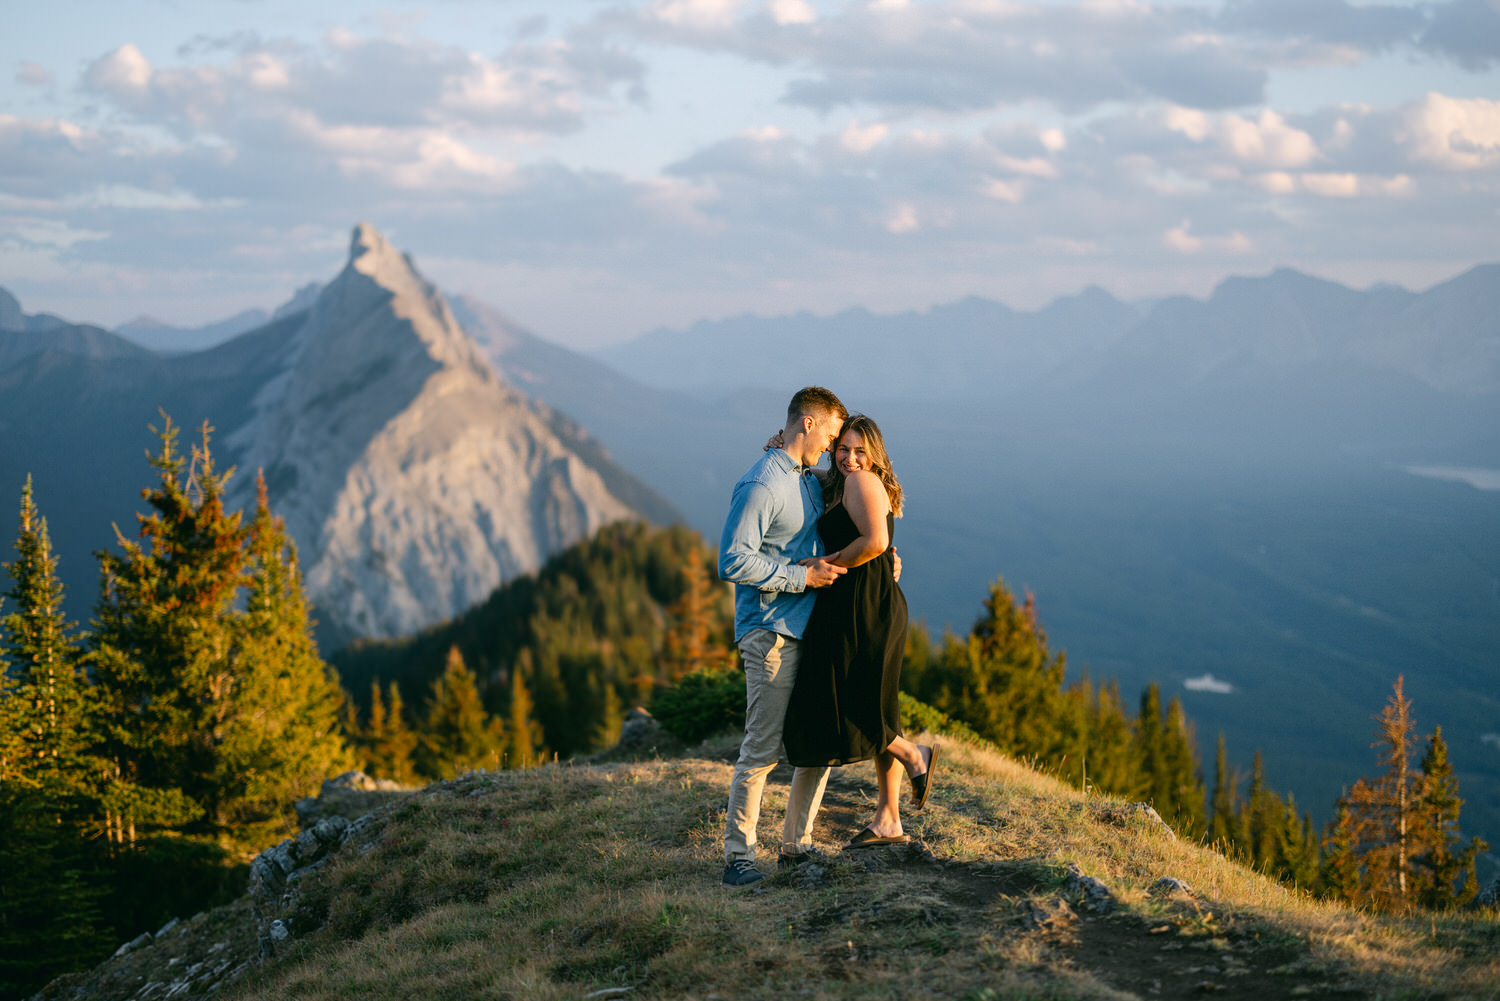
3, 0, 1499, 349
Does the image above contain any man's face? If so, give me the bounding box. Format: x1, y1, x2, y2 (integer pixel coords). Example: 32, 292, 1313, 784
802, 412, 843, 466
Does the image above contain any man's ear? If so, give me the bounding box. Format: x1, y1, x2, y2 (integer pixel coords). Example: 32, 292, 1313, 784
800, 414, 815, 434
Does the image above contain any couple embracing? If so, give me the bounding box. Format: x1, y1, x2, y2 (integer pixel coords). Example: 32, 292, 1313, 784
718, 386, 938, 888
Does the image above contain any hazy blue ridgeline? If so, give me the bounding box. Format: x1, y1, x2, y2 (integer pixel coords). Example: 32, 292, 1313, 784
3, 265, 1497, 877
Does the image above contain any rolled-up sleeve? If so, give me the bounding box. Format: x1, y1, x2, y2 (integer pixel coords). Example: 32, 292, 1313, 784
718, 481, 809, 593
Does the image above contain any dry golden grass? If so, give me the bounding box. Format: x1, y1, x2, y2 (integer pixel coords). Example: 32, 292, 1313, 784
221, 737, 1500, 1001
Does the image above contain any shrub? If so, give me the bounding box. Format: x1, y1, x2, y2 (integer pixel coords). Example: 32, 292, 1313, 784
651, 668, 746, 744
899, 693, 989, 748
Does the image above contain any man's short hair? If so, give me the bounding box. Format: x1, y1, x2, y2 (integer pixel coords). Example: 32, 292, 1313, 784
787, 386, 847, 425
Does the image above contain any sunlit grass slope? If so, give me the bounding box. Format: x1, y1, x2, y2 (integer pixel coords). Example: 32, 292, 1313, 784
220, 738, 1498, 1001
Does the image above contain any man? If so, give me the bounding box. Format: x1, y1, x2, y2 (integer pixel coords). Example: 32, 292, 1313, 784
717, 386, 849, 888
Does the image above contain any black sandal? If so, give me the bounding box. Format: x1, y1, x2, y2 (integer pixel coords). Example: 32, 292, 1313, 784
910, 744, 939, 810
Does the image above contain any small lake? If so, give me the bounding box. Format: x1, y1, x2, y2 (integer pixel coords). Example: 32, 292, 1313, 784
1404, 465, 1500, 491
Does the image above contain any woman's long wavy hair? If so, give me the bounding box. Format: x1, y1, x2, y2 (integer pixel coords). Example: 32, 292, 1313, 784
826, 414, 904, 518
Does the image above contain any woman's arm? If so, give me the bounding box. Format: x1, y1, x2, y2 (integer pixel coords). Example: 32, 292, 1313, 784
827, 471, 890, 568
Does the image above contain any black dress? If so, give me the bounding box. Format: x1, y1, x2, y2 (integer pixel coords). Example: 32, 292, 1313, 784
784, 505, 908, 767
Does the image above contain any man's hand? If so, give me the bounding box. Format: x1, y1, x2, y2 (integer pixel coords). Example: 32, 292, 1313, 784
801, 557, 847, 588
892, 546, 902, 583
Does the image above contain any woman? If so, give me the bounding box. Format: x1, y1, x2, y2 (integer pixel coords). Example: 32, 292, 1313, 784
781, 414, 936, 847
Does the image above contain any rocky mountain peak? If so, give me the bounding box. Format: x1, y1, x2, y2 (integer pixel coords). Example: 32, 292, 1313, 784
218, 224, 658, 644
309, 222, 492, 383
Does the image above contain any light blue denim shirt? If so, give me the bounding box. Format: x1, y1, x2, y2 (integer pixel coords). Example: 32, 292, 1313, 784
718, 448, 826, 642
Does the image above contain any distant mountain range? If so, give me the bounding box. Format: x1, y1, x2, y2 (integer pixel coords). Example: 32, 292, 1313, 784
0, 226, 673, 648
3, 250, 1497, 867
598, 265, 1500, 402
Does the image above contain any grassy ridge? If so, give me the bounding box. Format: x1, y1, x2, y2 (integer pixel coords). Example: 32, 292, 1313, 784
199, 738, 1500, 1001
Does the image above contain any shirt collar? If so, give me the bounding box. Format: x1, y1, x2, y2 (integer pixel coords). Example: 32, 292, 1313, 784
767, 448, 801, 474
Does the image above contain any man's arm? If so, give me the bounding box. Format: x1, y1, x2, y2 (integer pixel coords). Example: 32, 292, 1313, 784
717, 481, 810, 592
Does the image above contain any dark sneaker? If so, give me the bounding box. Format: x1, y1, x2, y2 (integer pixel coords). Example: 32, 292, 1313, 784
722, 859, 765, 888
778, 847, 828, 870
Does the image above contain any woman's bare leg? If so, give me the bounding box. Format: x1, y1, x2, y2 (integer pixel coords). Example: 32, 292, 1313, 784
862, 737, 930, 840
865, 751, 904, 838
886, 735, 928, 778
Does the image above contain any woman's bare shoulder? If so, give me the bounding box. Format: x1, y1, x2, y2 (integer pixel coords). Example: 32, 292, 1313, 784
844, 470, 889, 505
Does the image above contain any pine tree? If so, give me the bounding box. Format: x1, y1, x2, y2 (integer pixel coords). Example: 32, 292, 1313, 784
363, 680, 419, 784
1209, 732, 1238, 849
912, 578, 1066, 760
1082, 679, 1136, 795
1244, 751, 1288, 873
0, 481, 110, 998
0, 603, 17, 782
1412, 726, 1488, 909
1275, 795, 1319, 887
1161, 695, 1205, 834
505, 669, 546, 769
1344, 676, 1424, 910
1319, 797, 1361, 901
418, 646, 505, 779
90, 417, 244, 840
1131, 683, 1168, 806
212, 472, 352, 844
660, 558, 732, 683
594, 683, 623, 749
0, 784, 109, 999
4, 475, 93, 798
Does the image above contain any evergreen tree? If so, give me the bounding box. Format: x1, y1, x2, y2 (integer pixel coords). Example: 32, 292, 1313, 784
912, 578, 1067, 761
1160, 696, 1205, 834
89, 417, 244, 841
1412, 726, 1488, 909
0, 601, 17, 783
594, 683, 623, 749
1127, 686, 1205, 834
418, 646, 505, 779
212, 472, 352, 844
1082, 679, 1136, 795
660, 557, 732, 682
0, 482, 111, 998
1209, 732, 1238, 848
3, 476, 92, 798
1275, 795, 1319, 888
1243, 751, 1276, 868
505, 668, 546, 769
1344, 676, 1424, 911
363, 680, 419, 784
1131, 683, 1168, 806
0, 784, 109, 999
1319, 797, 1361, 901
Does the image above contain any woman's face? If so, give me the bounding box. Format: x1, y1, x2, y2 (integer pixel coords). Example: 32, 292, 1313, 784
835, 429, 871, 475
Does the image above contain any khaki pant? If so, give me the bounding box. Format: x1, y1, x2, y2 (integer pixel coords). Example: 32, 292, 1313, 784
723, 629, 831, 863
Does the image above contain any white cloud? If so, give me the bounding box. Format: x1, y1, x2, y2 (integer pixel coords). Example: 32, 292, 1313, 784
981, 177, 1025, 202
1220, 109, 1319, 167
9, 4, 1500, 346
1252, 170, 1298, 193
841, 120, 889, 153
886, 202, 919, 233
1163, 220, 1252, 254
767, 0, 817, 26
85, 43, 154, 101
651, 0, 749, 29
1297, 171, 1412, 197
1401, 93, 1500, 170
995, 154, 1058, 178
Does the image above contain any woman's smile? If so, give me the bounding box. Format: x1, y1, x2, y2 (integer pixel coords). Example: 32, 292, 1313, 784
836, 430, 870, 473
